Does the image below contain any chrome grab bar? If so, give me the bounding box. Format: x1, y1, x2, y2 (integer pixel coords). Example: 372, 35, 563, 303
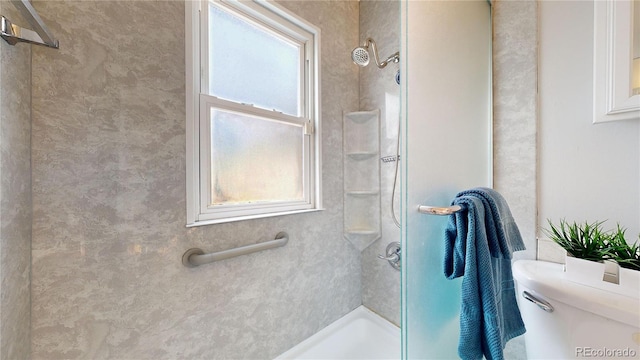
182, 232, 289, 268
522, 290, 554, 313
418, 205, 463, 215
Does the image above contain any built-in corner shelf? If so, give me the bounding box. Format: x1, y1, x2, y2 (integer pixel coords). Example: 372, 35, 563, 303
346, 190, 379, 196
346, 152, 377, 161
343, 110, 381, 251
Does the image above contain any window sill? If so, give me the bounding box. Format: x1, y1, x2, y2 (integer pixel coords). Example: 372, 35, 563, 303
186, 208, 325, 227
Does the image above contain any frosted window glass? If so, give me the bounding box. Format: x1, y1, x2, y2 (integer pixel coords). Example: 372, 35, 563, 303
209, 5, 301, 116
210, 108, 304, 205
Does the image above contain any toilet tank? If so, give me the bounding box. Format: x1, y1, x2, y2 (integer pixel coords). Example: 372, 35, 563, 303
513, 260, 640, 360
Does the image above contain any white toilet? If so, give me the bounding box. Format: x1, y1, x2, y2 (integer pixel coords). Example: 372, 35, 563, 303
513, 260, 640, 359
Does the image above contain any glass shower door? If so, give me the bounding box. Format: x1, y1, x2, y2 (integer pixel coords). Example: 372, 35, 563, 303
400, 0, 492, 358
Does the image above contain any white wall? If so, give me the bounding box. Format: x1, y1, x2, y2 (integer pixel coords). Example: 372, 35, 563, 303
539, 1, 640, 243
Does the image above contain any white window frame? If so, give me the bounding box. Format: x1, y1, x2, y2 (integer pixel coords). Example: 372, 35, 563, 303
186, 0, 322, 226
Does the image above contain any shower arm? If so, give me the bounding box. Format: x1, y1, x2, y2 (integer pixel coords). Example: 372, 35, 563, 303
1, 0, 59, 48
364, 38, 399, 69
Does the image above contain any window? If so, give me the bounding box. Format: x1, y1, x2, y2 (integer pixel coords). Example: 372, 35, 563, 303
186, 0, 321, 226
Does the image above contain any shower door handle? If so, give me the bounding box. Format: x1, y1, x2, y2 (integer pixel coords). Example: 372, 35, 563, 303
418, 205, 463, 215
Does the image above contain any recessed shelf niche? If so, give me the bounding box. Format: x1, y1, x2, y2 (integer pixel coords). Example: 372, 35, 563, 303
343, 110, 381, 251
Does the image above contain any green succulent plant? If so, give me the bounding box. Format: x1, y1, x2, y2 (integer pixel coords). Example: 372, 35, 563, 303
544, 220, 611, 261
606, 226, 640, 271
544, 219, 640, 271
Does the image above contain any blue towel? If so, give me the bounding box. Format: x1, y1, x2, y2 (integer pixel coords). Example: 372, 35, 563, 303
443, 187, 526, 360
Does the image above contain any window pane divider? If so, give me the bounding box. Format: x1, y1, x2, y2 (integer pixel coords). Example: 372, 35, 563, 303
200, 94, 309, 126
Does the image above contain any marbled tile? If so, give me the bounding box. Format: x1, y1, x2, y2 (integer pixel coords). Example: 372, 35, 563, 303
359, 0, 402, 327
0, 1, 32, 358
492, 0, 538, 261
30, 1, 361, 358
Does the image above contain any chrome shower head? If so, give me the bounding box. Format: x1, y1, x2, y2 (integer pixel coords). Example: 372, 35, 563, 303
351, 46, 370, 67
351, 38, 399, 69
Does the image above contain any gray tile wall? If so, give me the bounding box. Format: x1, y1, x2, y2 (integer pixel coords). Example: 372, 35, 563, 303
30, 1, 360, 358
359, 0, 402, 327
493, 0, 538, 261
0, 2, 32, 359
493, 1, 538, 358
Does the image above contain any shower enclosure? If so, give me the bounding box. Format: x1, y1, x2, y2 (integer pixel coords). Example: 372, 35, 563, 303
0, 0, 494, 357
400, 0, 492, 359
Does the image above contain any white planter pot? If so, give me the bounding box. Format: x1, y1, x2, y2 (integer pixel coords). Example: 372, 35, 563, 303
564, 256, 639, 298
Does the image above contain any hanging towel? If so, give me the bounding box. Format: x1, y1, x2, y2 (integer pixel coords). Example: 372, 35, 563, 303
443, 187, 526, 360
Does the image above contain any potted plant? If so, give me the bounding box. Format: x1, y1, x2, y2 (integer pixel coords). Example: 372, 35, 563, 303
544, 219, 640, 297
544, 220, 611, 262
607, 225, 640, 271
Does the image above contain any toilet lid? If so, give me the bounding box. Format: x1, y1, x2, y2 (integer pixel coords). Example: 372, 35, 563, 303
513, 260, 640, 328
